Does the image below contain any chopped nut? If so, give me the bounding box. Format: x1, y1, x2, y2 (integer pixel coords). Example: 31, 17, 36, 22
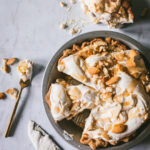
146, 84, 150, 93
60, 1, 66, 7
112, 124, 127, 133
70, 28, 78, 35
141, 8, 148, 17
129, 49, 139, 58
1, 58, 9, 73
122, 137, 130, 142
92, 18, 99, 24
105, 37, 111, 44
126, 59, 136, 67
6, 88, 19, 100
87, 67, 100, 75
7, 58, 18, 65
0, 92, 6, 99
106, 76, 121, 85
60, 23, 67, 29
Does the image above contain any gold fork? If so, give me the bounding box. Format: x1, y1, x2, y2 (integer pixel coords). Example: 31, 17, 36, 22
4, 79, 30, 137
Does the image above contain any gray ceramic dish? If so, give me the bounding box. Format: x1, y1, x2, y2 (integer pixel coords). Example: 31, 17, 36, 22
42, 31, 150, 150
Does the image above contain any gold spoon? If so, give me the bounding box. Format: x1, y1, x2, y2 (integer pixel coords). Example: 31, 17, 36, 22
4, 79, 30, 137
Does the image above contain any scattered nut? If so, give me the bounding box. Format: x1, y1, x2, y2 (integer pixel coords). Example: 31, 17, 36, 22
122, 137, 130, 142
106, 76, 121, 85
87, 67, 100, 75
60, 23, 67, 29
6, 88, 19, 100
7, 58, 18, 65
60, 1, 66, 7
1, 58, 9, 73
70, 28, 78, 35
0, 92, 6, 99
146, 84, 150, 93
112, 124, 127, 133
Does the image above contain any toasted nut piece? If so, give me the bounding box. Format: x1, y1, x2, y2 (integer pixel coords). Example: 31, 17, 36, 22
126, 59, 136, 67
60, 23, 67, 29
106, 76, 121, 85
129, 49, 139, 58
122, 137, 130, 142
1, 65, 9, 73
0, 92, 6, 99
60, 1, 66, 7
105, 37, 111, 44
6, 88, 18, 100
110, 141, 118, 145
70, 28, 78, 35
146, 84, 150, 93
7, 58, 17, 65
112, 124, 127, 133
87, 67, 100, 75
1, 58, 9, 73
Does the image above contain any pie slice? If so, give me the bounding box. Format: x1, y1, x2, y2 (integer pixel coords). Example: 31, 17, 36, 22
45, 79, 98, 122
80, 0, 134, 28
57, 39, 146, 92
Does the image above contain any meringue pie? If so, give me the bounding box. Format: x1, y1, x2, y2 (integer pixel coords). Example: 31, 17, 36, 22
46, 37, 150, 150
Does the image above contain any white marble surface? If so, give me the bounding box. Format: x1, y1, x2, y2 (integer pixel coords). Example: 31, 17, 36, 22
0, 0, 150, 150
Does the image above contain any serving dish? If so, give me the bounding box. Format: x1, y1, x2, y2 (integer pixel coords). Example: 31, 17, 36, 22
42, 31, 150, 150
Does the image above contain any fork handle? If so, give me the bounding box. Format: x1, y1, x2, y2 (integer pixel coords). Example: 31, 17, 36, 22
4, 87, 23, 137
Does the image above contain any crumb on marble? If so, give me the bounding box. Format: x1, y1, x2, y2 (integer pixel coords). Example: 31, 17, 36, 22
60, 1, 67, 7
60, 23, 67, 29
0, 92, 6, 99
6, 88, 19, 100
70, 28, 78, 35
1, 58, 9, 73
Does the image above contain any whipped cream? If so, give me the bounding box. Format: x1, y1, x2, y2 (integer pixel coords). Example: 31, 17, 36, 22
18, 59, 33, 82
49, 83, 72, 121
57, 54, 103, 90
67, 84, 98, 116
48, 81, 98, 120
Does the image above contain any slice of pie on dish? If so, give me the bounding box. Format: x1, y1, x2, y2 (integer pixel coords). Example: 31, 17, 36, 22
80, 0, 134, 28
57, 38, 146, 92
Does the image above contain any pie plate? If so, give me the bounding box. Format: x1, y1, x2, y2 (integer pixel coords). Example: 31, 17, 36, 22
42, 31, 150, 150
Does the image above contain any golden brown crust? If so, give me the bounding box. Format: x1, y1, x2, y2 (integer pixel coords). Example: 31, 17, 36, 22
80, 134, 108, 150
